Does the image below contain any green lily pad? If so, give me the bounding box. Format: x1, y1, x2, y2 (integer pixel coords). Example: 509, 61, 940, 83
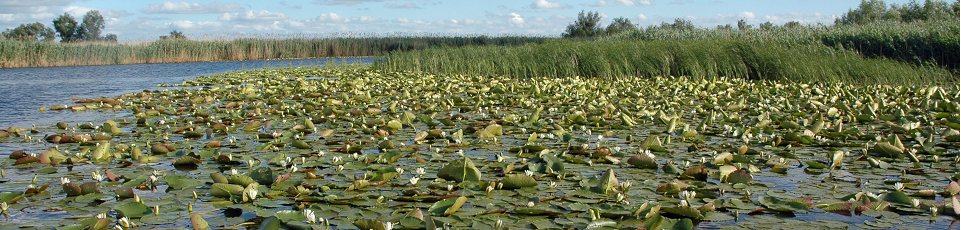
428, 196, 467, 216
437, 157, 482, 182
114, 202, 152, 218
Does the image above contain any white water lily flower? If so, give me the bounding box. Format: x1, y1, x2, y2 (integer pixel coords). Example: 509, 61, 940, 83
409, 177, 420, 185
395, 168, 404, 175
230, 169, 239, 175
304, 209, 317, 224
447, 184, 454, 191
496, 154, 504, 163
97, 213, 107, 219
930, 206, 938, 216
527, 201, 535, 207
248, 160, 256, 168
289, 165, 299, 173
549, 181, 557, 189
0, 202, 7, 213
92, 171, 105, 182
337, 165, 344, 172
332, 156, 342, 164
679, 200, 689, 207
911, 198, 921, 208
60, 177, 71, 185
246, 188, 258, 200
524, 170, 534, 177
317, 150, 325, 157
118, 217, 131, 228
486, 185, 495, 193
415, 167, 425, 175
894, 182, 904, 191
494, 219, 503, 229
384, 221, 394, 230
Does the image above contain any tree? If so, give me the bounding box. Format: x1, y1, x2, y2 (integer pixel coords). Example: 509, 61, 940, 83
605, 17, 637, 35
716, 24, 733, 30
563, 10, 603, 38
160, 30, 188, 40
78, 10, 105, 41
103, 34, 118, 43
759, 21, 775, 30
737, 19, 752, 31
783, 21, 802, 29
835, 0, 888, 25
660, 18, 695, 30
53, 13, 79, 42
2, 22, 56, 42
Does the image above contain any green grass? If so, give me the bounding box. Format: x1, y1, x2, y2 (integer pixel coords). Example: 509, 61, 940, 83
0, 35, 547, 68
376, 20, 959, 86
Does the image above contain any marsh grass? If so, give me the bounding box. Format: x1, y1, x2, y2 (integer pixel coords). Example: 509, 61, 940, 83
0, 35, 547, 68
377, 20, 958, 86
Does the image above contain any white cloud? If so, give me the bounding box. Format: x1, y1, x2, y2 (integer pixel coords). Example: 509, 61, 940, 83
219, 10, 288, 22
531, 0, 571, 9
509, 12, 524, 26
636, 14, 648, 21
738, 11, 755, 20
311, 12, 348, 23
637, 0, 653, 5
584, 0, 635, 7
313, 0, 391, 5
141, 2, 244, 14
0, 0, 79, 14
385, 3, 420, 9
164, 20, 221, 29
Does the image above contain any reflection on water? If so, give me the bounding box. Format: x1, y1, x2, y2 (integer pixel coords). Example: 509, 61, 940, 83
0, 57, 372, 155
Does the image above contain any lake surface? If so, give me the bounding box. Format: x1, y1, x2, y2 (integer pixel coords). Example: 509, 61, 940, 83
0, 57, 372, 154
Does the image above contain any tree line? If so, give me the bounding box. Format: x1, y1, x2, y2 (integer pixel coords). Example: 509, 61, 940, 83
2, 10, 116, 43
563, 0, 960, 38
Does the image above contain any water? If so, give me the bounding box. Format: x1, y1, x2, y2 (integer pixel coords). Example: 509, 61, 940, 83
0, 57, 372, 154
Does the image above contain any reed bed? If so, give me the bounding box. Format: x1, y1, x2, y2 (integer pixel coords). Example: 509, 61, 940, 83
0, 35, 547, 68
376, 20, 958, 86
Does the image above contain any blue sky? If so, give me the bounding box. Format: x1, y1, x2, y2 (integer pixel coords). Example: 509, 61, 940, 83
0, 0, 919, 41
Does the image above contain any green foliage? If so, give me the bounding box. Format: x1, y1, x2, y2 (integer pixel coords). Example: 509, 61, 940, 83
78, 10, 105, 41
605, 17, 637, 35
2, 22, 55, 42
836, 0, 959, 25
376, 34, 957, 85
563, 10, 603, 38
160, 30, 187, 40
53, 13, 79, 43
0, 35, 546, 68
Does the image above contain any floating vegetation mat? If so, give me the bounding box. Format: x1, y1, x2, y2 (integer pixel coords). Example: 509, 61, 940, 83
0, 67, 959, 230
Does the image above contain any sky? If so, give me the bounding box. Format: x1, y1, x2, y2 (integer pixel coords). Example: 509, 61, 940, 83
0, 0, 921, 41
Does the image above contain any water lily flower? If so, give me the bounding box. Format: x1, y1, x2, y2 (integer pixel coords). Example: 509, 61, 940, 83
415, 167, 425, 175
486, 185, 495, 194
496, 155, 504, 163
395, 168, 404, 175
92, 171, 105, 182
494, 219, 503, 229
304, 209, 317, 224
409, 177, 420, 185
153, 205, 160, 216
616, 193, 625, 202
620, 181, 632, 191
332, 156, 342, 164
447, 184, 454, 191
458, 150, 464, 157
679, 200, 689, 207
118, 217, 131, 228
317, 150, 325, 157
549, 181, 557, 189
894, 182, 904, 191
247, 188, 258, 200
289, 165, 299, 173
97, 213, 107, 219
0, 202, 7, 213
526, 201, 535, 207
248, 160, 256, 168
337, 165, 344, 172
930, 206, 938, 216
911, 199, 920, 208
524, 170, 534, 177
384, 221, 394, 230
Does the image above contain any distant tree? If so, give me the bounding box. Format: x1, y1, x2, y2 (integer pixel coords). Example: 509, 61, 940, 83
737, 19, 752, 31
659, 18, 695, 30
836, 0, 888, 25
103, 33, 118, 43
605, 17, 637, 35
759, 21, 775, 30
783, 21, 802, 29
78, 10, 105, 41
160, 30, 188, 40
716, 24, 733, 30
563, 10, 603, 38
53, 13, 79, 42
2, 22, 56, 42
